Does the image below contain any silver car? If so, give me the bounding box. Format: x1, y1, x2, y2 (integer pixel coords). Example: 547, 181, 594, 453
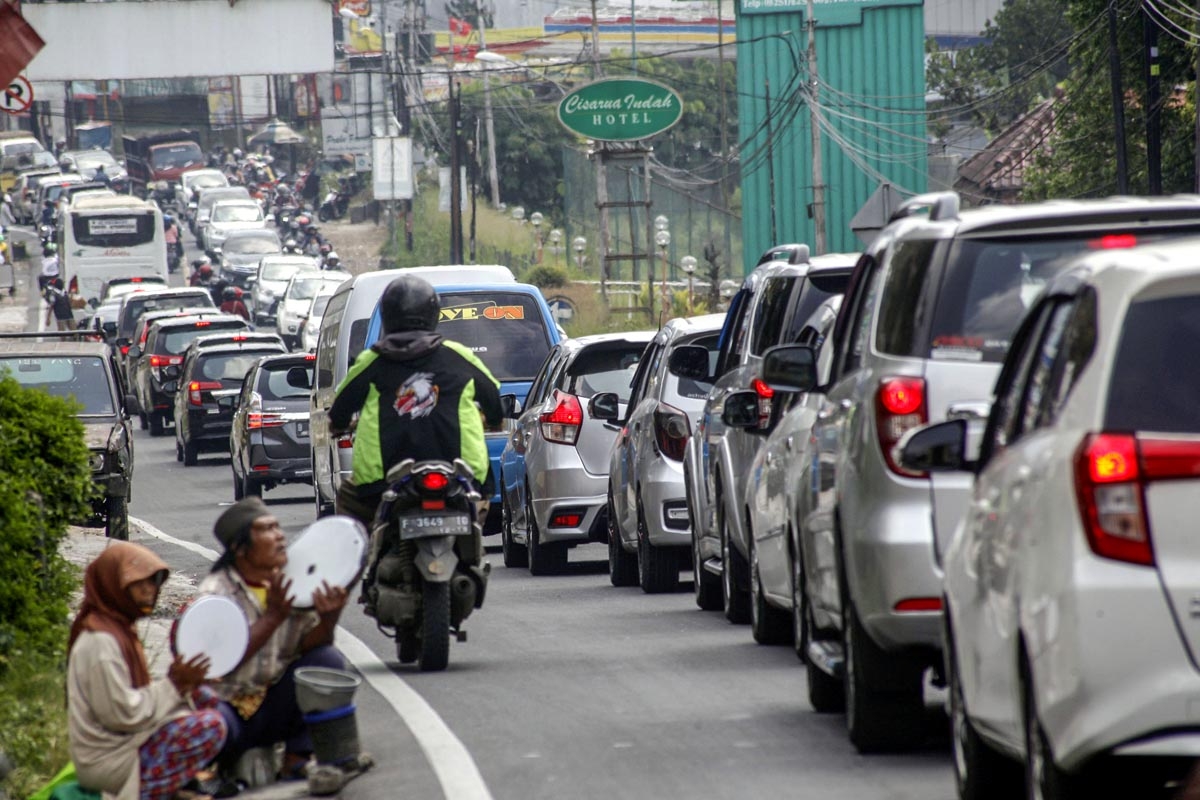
598, 314, 724, 593
498, 330, 655, 575
249, 254, 318, 327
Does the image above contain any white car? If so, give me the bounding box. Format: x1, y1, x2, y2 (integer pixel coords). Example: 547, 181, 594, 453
298, 291, 335, 353
176, 168, 229, 225
204, 199, 267, 252
275, 271, 351, 350
250, 254, 318, 327
898, 238, 1200, 798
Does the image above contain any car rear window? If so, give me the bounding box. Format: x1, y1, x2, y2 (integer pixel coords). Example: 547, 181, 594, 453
1105, 293, 1200, 433
0, 356, 114, 415
198, 352, 277, 382
162, 322, 247, 353
567, 344, 645, 401
436, 292, 552, 381
926, 236, 1122, 363
124, 293, 214, 330
259, 364, 314, 401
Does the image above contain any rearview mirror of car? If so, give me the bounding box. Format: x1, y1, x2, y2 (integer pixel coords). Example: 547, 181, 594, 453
216, 394, 237, 411
126, 345, 142, 360
667, 345, 710, 381
286, 366, 313, 391
721, 390, 760, 430
760, 344, 818, 393
588, 392, 620, 422
499, 393, 522, 419
896, 419, 974, 474
123, 394, 138, 414
162, 365, 180, 380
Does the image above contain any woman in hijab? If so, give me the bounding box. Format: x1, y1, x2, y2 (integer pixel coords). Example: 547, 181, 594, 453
67, 542, 227, 800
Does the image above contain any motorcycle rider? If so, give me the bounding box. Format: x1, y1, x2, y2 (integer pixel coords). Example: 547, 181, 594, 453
163, 214, 181, 271
329, 275, 502, 609
92, 165, 111, 187
39, 243, 60, 292
300, 225, 324, 258
219, 286, 250, 321
189, 258, 216, 289
322, 251, 342, 272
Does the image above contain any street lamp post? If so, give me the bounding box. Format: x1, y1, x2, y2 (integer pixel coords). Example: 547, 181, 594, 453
530, 211, 544, 263
652, 215, 669, 324
655, 229, 671, 326
680, 254, 697, 315
573, 235, 587, 273
549, 228, 563, 268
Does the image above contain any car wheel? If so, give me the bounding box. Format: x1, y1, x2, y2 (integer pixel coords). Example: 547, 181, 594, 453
501, 480, 528, 569
183, 436, 198, 466
692, 520, 722, 611
148, 411, 165, 437
749, 534, 791, 645
138, 412, 148, 431
637, 501, 679, 594
843, 600, 923, 753
720, 504, 750, 624
607, 488, 637, 587
244, 474, 263, 498
793, 545, 845, 712
949, 622, 1021, 800
233, 467, 244, 500
1023, 659, 1081, 800
526, 487, 565, 576
104, 495, 129, 541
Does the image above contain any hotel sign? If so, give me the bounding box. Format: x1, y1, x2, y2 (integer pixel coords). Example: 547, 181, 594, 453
556, 78, 683, 142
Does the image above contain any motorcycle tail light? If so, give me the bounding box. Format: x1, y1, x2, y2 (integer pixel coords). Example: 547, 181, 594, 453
419, 472, 449, 492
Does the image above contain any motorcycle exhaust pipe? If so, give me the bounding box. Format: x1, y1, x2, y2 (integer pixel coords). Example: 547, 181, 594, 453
450, 574, 476, 626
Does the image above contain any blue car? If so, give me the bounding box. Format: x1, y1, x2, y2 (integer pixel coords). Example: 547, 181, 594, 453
364, 270, 563, 530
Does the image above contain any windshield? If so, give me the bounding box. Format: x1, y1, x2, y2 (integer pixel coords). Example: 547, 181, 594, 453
71, 212, 156, 248
226, 235, 279, 255
436, 292, 552, 381
261, 260, 307, 282
311, 294, 333, 317
75, 152, 119, 171
198, 353, 273, 382
259, 364, 314, 401
214, 204, 262, 223
0, 356, 115, 415
290, 276, 341, 301
150, 142, 203, 171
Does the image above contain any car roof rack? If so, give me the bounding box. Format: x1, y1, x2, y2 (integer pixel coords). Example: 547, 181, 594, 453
887, 191, 961, 224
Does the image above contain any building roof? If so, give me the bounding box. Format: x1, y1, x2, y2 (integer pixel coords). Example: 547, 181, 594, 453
955, 95, 1057, 204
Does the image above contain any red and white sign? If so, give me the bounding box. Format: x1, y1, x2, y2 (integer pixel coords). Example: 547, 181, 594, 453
338, 0, 370, 16
0, 74, 33, 115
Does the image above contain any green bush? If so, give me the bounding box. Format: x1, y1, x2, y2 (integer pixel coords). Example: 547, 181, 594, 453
523, 265, 569, 289
0, 376, 93, 660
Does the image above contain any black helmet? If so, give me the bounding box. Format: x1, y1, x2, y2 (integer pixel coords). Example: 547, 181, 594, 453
380, 275, 439, 334
222, 286, 237, 301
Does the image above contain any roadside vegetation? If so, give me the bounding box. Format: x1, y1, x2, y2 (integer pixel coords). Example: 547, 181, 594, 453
0, 378, 95, 799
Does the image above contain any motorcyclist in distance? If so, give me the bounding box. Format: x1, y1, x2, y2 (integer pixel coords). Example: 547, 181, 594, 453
322, 251, 342, 272
189, 258, 215, 288
329, 276, 502, 611
219, 286, 250, 321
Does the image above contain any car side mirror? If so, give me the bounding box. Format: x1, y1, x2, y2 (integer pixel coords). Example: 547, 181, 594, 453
216, 395, 237, 411
102, 321, 117, 336
499, 393, 522, 419
588, 392, 620, 422
123, 393, 137, 413
667, 345, 710, 381
761, 344, 818, 393
286, 366, 313, 390
897, 419, 975, 474
721, 390, 760, 430
126, 345, 142, 360
162, 364, 180, 380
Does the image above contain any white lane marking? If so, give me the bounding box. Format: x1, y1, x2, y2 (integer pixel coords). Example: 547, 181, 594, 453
133, 516, 493, 800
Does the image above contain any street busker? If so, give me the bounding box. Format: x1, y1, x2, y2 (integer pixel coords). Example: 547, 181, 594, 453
329, 275, 502, 612
219, 287, 250, 321
67, 542, 225, 800
200, 498, 349, 795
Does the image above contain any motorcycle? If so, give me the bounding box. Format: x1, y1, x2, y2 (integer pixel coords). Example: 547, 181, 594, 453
38, 223, 54, 248
365, 458, 490, 671
318, 189, 350, 222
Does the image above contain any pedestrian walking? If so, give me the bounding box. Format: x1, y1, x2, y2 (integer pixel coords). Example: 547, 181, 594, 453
43, 276, 75, 331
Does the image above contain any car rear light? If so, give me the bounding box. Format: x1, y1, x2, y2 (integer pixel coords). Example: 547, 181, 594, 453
187, 380, 222, 406
148, 354, 184, 368
876, 377, 928, 478
1089, 234, 1139, 250
68, 276, 78, 293
1073, 433, 1153, 566
247, 413, 286, 429
195, 320, 211, 327
653, 402, 690, 462
894, 597, 943, 612
540, 390, 583, 445
337, 434, 354, 449
305, 353, 316, 361
752, 378, 774, 429
120, 344, 130, 356
549, 511, 584, 528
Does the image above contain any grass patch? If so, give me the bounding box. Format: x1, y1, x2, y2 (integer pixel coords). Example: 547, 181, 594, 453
0, 638, 70, 799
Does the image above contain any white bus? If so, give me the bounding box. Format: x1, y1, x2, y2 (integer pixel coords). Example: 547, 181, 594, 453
60, 195, 168, 310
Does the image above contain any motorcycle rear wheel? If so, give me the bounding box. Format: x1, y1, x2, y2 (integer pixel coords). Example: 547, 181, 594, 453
419, 581, 451, 671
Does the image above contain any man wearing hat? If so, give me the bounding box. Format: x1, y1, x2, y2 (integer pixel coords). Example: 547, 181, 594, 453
198, 498, 349, 794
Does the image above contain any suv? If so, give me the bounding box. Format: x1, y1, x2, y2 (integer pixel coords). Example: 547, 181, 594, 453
130, 314, 251, 435
276, 270, 351, 350
0, 332, 134, 539
497, 330, 655, 575
229, 352, 317, 499
678, 253, 856, 623
173, 339, 287, 465
790, 192, 1200, 753
248, 254, 318, 327
115, 289, 216, 386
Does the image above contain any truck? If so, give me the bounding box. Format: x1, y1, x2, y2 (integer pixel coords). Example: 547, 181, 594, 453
120, 130, 204, 196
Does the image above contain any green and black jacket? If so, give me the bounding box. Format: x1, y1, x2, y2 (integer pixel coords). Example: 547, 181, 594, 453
330, 330, 502, 496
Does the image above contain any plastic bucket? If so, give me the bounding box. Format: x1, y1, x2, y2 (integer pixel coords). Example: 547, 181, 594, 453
294, 667, 361, 714
304, 705, 361, 766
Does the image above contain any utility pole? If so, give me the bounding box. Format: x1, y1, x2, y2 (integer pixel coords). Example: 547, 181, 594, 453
765, 79, 778, 245
449, 82, 464, 264
479, 14, 500, 207
1107, 0, 1130, 194
589, 0, 601, 78
1143, 8, 1162, 194
805, 0, 827, 254
717, 0, 731, 277
1195, 0, 1200, 192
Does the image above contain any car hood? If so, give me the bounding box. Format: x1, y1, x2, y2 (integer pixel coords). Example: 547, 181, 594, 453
83, 419, 120, 449
211, 220, 265, 234
224, 252, 274, 267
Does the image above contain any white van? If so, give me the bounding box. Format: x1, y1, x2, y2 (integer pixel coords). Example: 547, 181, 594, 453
60, 195, 168, 309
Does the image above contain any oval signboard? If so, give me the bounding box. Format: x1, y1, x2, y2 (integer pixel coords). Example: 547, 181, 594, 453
557, 77, 684, 142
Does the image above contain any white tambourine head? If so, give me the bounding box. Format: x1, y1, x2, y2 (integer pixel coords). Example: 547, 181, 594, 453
171, 595, 249, 679
283, 515, 369, 608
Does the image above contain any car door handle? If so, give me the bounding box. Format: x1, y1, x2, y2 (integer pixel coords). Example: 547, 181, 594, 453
786, 435, 794, 452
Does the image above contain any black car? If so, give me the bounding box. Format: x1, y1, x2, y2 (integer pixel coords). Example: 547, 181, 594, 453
173, 341, 287, 466
113, 288, 216, 377
131, 314, 250, 435
0, 332, 135, 539
228, 352, 315, 498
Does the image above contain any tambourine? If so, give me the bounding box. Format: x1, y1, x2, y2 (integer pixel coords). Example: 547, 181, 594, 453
170, 594, 250, 678
282, 515, 368, 609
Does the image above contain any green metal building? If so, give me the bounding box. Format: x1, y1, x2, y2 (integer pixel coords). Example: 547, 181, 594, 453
736, 0, 926, 266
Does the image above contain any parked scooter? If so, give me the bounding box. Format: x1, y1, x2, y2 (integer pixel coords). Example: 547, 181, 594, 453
364, 458, 490, 671
318, 188, 350, 222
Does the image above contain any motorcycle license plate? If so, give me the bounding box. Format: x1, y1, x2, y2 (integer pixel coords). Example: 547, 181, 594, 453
398, 513, 471, 539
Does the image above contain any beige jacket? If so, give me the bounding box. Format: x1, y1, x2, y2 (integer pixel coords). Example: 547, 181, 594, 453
67, 630, 188, 800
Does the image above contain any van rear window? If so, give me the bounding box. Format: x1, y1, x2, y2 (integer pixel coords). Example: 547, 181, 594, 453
1105, 294, 1200, 433
436, 293, 552, 381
